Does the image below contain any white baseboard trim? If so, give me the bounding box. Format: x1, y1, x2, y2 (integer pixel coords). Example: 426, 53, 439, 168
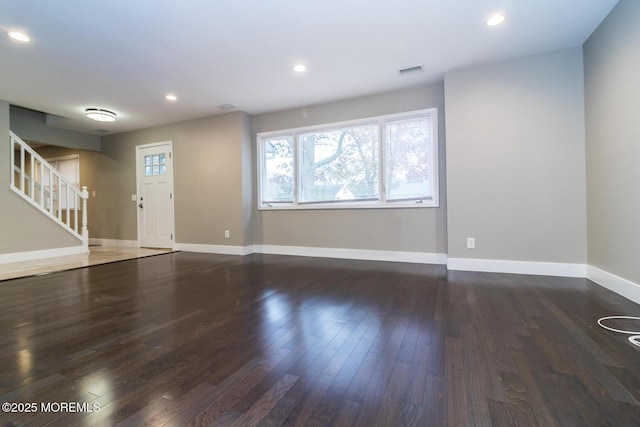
170, 242, 446, 264
587, 265, 640, 305
447, 257, 586, 278
0, 245, 89, 265
174, 243, 254, 256
254, 244, 447, 265
89, 238, 139, 248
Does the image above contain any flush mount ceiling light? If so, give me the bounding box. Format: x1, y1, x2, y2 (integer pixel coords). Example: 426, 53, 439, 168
85, 108, 117, 122
8, 31, 30, 42
293, 64, 307, 73
486, 13, 506, 26
165, 94, 177, 101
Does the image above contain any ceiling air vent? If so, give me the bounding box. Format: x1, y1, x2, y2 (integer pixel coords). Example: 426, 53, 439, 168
217, 103, 236, 111
399, 65, 423, 75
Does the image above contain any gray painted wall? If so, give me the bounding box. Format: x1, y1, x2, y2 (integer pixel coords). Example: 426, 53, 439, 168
584, 0, 640, 284
0, 101, 82, 255
100, 111, 252, 246
252, 83, 448, 254
444, 48, 587, 263
240, 113, 255, 247
9, 17, 635, 276
10, 106, 101, 152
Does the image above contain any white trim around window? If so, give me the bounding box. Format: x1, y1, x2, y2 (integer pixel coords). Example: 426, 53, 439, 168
257, 108, 439, 210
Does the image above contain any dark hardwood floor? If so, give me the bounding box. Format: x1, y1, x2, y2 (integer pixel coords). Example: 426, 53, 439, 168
1, 252, 639, 426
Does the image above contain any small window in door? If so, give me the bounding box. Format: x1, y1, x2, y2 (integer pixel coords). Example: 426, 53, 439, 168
144, 154, 166, 176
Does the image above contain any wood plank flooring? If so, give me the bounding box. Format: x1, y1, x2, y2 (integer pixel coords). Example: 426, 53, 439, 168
0, 252, 639, 426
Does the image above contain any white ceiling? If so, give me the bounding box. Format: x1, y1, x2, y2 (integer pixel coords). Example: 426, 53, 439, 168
0, 0, 618, 135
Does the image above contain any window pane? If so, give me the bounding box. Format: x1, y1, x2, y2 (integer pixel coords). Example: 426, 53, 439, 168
262, 137, 294, 202
159, 154, 166, 164
257, 108, 438, 209
384, 116, 432, 201
160, 164, 166, 175
153, 165, 160, 175
145, 155, 152, 165
299, 125, 379, 203
145, 166, 152, 176
152, 155, 159, 165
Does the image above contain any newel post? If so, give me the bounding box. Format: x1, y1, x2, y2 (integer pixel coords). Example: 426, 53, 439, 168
82, 186, 89, 247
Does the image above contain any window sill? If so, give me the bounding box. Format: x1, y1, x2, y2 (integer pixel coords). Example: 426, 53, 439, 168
258, 201, 438, 211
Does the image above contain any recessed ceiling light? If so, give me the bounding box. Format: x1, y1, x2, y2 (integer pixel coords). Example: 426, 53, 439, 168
486, 14, 506, 26
165, 94, 177, 101
85, 108, 117, 122
8, 31, 30, 42
293, 64, 306, 73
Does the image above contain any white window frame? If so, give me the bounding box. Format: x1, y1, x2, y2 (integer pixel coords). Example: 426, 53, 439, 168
257, 108, 439, 210
259, 134, 296, 205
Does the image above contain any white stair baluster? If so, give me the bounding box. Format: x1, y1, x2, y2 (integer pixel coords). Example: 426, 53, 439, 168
7, 131, 89, 248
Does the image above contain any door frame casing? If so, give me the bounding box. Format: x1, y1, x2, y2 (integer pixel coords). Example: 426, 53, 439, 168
135, 141, 176, 249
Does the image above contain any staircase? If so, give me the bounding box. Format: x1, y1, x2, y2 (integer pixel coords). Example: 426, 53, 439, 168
9, 131, 89, 249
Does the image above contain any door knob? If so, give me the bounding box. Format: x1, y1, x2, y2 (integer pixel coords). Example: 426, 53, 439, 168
138, 203, 144, 208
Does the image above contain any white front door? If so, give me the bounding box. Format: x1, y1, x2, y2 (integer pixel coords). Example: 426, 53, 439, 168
136, 141, 175, 248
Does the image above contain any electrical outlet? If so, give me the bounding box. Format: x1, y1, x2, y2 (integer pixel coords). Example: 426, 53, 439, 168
224, 230, 230, 239
467, 237, 476, 249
